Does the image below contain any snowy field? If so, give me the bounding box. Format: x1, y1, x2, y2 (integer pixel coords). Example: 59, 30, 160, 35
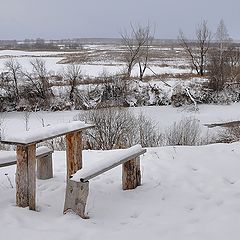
0, 49, 188, 77
1, 143, 240, 240
1, 103, 240, 139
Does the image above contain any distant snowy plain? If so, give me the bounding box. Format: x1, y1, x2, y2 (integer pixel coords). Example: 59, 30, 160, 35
0, 49, 189, 77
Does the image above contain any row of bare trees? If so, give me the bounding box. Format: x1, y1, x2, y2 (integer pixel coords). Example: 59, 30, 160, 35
0, 58, 83, 110
178, 19, 240, 92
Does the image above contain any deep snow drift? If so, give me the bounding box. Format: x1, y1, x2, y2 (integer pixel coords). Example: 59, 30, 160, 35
1, 143, 240, 240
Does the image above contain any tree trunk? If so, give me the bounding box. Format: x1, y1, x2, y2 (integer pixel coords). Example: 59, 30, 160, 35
122, 157, 141, 190
66, 131, 82, 178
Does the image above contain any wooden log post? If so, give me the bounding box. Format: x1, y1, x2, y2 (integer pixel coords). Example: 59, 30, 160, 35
28, 144, 36, 210
66, 131, 82, 179
37, 154, 53, 180
16, 145, 29, 208
64, 179, 89, 219
16, 144, 36, 210
122, 156, 141, 190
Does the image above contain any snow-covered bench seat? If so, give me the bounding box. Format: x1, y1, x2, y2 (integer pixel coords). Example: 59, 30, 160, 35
0, 146, 54, 179
64, 144, 146, 218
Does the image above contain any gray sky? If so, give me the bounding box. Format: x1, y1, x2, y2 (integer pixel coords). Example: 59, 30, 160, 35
0, 0, 239, 40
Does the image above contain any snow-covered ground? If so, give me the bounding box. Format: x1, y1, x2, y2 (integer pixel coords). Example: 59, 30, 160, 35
1, 142, 240, 240
1, 103, 240, 139
0, 49, 188, 77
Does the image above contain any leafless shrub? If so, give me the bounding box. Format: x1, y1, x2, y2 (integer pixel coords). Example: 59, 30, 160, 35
75, 108, 135, 150
214, 126, 240, 143
165, 117, 202, 146
74, 108, 162, 150
137, 113, 163, 147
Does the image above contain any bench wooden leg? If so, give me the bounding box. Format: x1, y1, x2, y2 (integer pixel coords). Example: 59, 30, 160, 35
122, 156, 141, 190
64, 179, 89, 219
37, 154, 53, 180
66, 131, 82, 179
16, 144, 36, 210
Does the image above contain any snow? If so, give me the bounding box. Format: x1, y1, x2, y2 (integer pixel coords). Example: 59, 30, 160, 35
1, 103, 240, 140
1, 121, 93, 144
0, 146, 51, 165
1, 143, 240, 239
0, 49, 190, 77
72, 144, 145, 181
0, 50, 72, 57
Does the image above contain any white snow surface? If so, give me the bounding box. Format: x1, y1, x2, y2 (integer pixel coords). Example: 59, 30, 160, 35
0, 146, 51, 165
1, 143, 240, 239
0, 49, 189, 77
72, 144, 144, 181
1, 103, 240, 140
1, 121, 93, 144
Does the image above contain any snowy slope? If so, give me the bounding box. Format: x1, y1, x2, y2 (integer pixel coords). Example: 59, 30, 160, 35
1, 143, 240, 240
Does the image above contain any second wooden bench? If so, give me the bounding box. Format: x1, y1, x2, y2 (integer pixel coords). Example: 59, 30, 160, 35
64, 144, 146, 218
0, 146, 54, 180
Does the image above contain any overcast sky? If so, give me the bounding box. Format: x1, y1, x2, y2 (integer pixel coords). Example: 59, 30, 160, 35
0, 0, 239, 40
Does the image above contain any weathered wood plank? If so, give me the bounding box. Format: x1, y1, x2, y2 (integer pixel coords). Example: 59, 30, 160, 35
16, 145, 29, 208
78, 149, 146, 182
0, 124, 94, 145
66, 131, 82, 179
28, 144, 36, 210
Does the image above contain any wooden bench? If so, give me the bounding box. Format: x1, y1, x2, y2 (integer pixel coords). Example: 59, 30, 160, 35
0, 146, 54, 180
0, 121, 94, 210
63, 144, 146, 218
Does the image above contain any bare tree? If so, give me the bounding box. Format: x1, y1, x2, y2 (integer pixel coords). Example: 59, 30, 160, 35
215, 19, 231, 53
208, 20, 240, 91
137, 25, 154, 81
4, 58, 22, 101
63, 64, 82, 106
121, 23, 154, 79
179, 20, 211, 76
23, 58, 52, 107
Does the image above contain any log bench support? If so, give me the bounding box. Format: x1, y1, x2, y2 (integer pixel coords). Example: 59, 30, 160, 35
64, 146, 146, 218
64, 180, 89, 219
16, 144, 36, 210
36, 151, 53, 180
66, 131, 82, 179
122, 156, 141, 190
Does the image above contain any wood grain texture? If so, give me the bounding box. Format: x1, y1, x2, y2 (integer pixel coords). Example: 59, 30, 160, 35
37, 154, 53, 180
64, 179, 89, 219
27, 144, 36, 210
122, 157, 141, 190
16, 145, 29, 207
66, 131, 82, 179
